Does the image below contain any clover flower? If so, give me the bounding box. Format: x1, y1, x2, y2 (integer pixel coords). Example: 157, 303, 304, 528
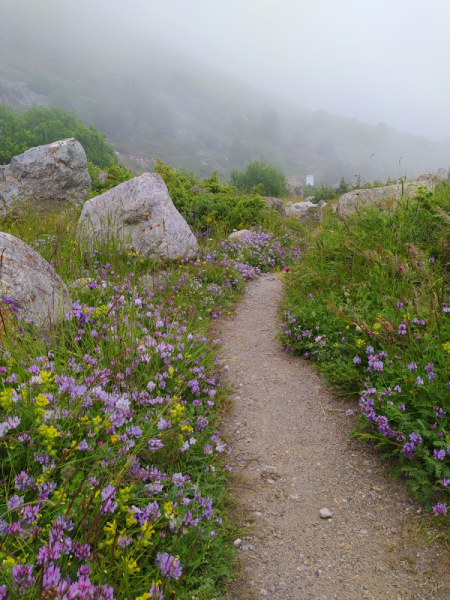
432, 503, 447, 516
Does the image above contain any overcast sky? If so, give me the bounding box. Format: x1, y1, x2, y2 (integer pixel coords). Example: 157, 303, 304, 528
5, 0, 450, 141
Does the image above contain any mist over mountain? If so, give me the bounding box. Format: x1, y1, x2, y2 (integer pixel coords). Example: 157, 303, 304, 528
1, 0, 449, 185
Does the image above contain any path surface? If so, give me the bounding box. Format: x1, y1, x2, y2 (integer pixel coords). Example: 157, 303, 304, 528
220, 274, 450, 600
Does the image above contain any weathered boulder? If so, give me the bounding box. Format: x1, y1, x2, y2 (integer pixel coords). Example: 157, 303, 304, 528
228, 229, 251, 240
286, 176, 304, 197
336, 181, 432, 218
77, 173, 199, 259
288, 200, 317, 216
0, 138, 91, 214
0, 232, 71, 335
265, 196, 286, 216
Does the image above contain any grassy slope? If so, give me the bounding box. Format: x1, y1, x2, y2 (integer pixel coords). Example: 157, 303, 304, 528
280, 183, 450, 532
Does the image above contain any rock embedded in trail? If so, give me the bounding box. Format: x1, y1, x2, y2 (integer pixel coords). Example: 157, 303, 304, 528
0, 232, 71, 336
77, 173, 199, 259
319, 507, 332, 519
0, 138, 91, 213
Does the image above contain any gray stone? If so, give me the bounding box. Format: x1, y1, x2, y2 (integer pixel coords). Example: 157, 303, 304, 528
77, 173, 199, 259
317, 200, 327, 209
265, 196, 286, 216
288, 201, 317, 216
228, 229, 252, 240
286, 176, 304, 197
233, 538, 242, 547
0, 232, 71, 336
336, 181, 433, 218
0, 138, 91, 214
319, 508, 332, 519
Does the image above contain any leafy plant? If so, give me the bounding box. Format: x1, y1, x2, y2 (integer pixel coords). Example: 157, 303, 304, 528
230, 157, 287, 198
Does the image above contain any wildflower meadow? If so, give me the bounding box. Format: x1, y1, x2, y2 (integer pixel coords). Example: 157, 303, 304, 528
0, 199, 303, 600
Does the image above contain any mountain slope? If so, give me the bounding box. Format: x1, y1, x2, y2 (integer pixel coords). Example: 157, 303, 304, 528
0, 11, 448, 184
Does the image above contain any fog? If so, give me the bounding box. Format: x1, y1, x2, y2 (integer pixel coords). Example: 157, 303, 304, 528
1, 0, 450, 182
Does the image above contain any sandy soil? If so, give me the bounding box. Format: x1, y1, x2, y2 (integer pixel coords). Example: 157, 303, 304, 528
219, 274, 450, 600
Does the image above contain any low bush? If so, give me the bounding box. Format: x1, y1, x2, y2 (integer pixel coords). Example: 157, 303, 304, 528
0, 105, 118, 168
280, 182, 450, 518
154, 160, 283, 236
229, 157, 287, 198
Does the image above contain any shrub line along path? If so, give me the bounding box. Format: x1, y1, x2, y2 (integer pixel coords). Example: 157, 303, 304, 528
220, 274, 450, 600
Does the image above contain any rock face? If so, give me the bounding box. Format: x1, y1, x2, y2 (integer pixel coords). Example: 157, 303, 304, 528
336, 182, 432, 218
77, 173, 199, 259
0, 138, 91, 213
286, 176, 304, 197
0, 232, 71, 335
265, 197, 286, 216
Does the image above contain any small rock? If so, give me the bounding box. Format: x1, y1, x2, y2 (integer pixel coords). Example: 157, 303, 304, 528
270, 586, 276, 593
359, 529, 368, 535
319, 508, 332, 519
260, 590, 268, 597
267, 479, 276, 484
233, 538, 242, 547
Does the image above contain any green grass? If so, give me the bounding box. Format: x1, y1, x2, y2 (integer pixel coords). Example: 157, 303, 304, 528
280, 182, 450, 533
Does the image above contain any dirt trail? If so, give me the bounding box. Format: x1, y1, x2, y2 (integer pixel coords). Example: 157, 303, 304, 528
220, 274, 450, 600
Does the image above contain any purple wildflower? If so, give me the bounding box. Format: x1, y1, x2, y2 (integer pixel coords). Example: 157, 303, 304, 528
434, 449, 446, 460
156, 552, 183, 580
432, 503, 447, 516
12, 564, 35, 593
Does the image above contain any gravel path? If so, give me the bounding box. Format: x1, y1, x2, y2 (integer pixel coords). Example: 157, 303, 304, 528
220, 274, 450, 600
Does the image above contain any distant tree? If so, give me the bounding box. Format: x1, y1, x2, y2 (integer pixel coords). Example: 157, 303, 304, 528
0, 105, 37, 164
230, 157, 287, 197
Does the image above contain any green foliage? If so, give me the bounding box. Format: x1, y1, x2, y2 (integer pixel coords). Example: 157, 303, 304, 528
154, 158, 198, 215
0, 105, 36, 164
280, 183, 450, 511
154, 159, 279, 234
87, 162, 134, 199
0, 105, 117, 168
230, 157, 287, 198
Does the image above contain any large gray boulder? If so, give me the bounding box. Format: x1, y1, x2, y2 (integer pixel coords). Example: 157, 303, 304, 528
265, 196, 286, 216
0, 232, 71, 336
336, 181, 433, 218
0, 138, 91, 213
77, 173, 199, 259
286, 176, 304, 197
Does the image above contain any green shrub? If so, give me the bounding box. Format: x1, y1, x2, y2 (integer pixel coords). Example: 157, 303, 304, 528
230, 157, 287, 197
154, 159, 275, 234
87, 162, 134, 199
0, 105, 117, 168
0, 105, 37, 164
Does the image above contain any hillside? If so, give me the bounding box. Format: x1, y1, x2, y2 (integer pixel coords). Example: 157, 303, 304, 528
1, 12, 449, 184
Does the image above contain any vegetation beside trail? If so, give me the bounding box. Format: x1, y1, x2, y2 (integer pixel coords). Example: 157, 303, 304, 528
280, 183, 450, 531
0, 191, 304, 599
